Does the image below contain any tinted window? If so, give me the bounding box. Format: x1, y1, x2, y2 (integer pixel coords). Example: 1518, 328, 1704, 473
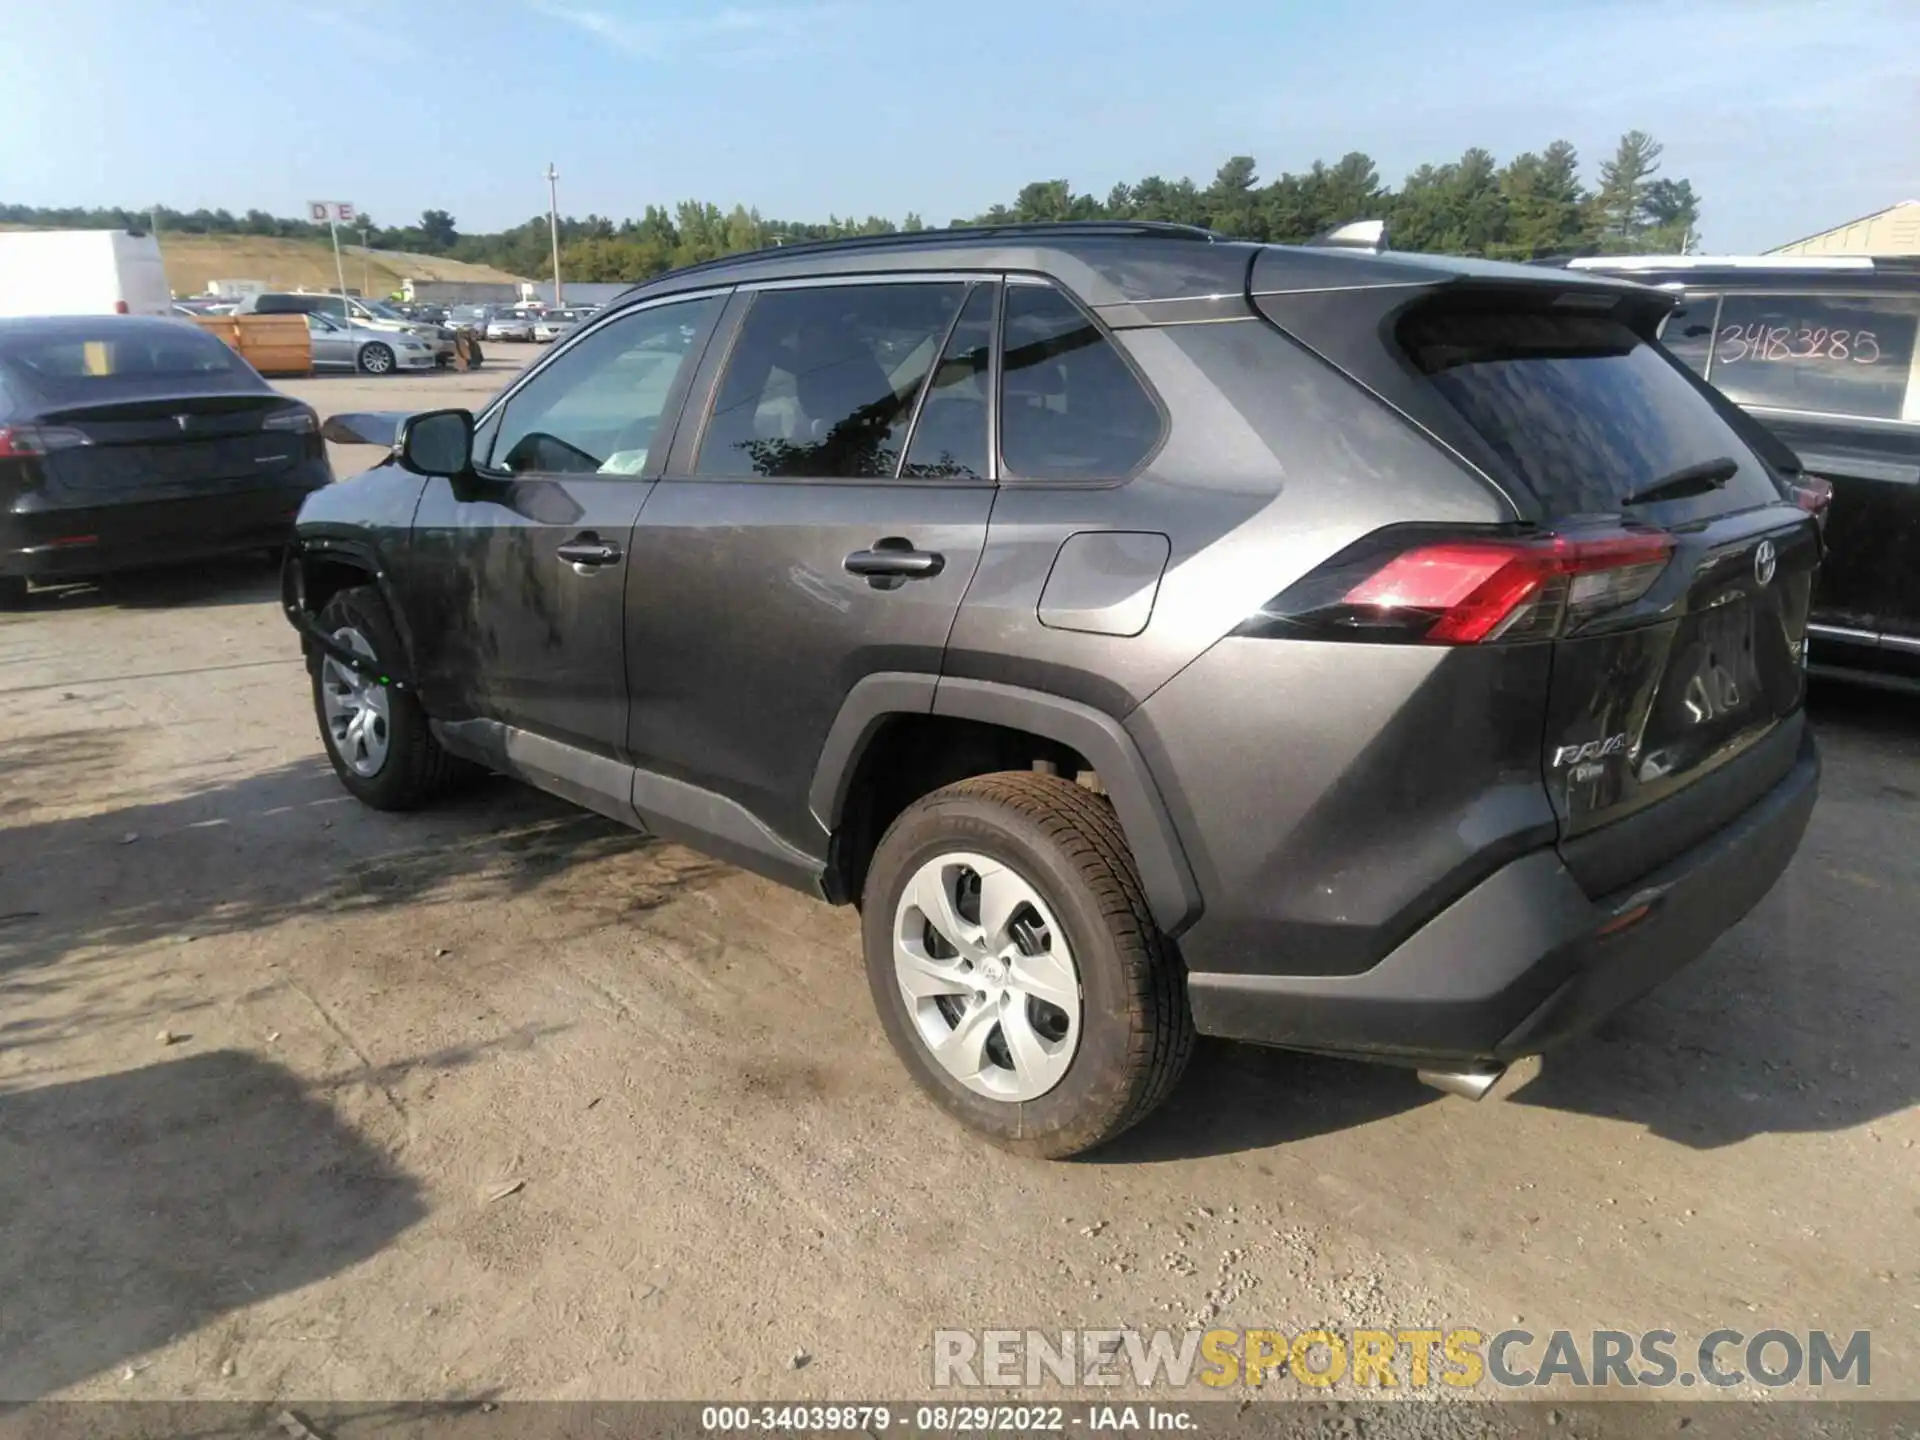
1000, 284, 1161, 480
903, 284, 994, 479
1, 327, 242, 384
1404, 305, 1780, 520
488, 296, 720, 476
253, 295, 303, 314
1710, 293, 1919, 421
1657, 292, 1719, 376
699, 283, 963, 479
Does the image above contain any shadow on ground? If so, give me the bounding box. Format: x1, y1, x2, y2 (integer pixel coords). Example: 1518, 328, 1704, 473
0, 741, 730, 1048
9, 554, 283, 614
0, 1047, 429, 1399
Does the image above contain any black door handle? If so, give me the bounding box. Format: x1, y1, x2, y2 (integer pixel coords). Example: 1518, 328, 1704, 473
845, 541, 945, 583
557, 536, 621, 567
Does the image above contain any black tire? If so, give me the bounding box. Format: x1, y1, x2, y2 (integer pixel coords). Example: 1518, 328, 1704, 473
0, 575, 27, 609
862, 772, 1194, 1158
358, 341, 395, 376
310, 585, 463, 810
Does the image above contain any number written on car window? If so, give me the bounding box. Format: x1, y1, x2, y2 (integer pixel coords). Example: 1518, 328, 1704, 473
1708, 293, 1919, 421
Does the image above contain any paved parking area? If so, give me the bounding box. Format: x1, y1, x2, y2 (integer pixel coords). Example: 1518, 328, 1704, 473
1, 355, 1915, 1404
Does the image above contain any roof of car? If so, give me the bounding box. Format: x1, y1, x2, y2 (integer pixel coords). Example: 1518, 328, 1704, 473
610, 222, 1647, 311
0, 314, 208, 342
1561, 253, 1920, 291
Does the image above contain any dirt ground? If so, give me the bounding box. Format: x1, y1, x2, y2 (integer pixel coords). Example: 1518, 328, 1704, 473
1, 349, 1915, 1406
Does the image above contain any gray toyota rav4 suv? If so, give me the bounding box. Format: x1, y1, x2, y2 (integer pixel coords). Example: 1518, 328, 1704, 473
284, 222, 1821, 1157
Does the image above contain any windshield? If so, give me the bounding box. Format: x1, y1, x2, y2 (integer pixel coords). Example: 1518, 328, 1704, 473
357, 300, 405, 320
1402, 303, 1782, 522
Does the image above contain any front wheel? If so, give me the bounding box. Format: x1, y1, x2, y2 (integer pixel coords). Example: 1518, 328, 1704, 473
862, 772, 1194, 1158
358, 341, 395, 375
310, 586, 465, 809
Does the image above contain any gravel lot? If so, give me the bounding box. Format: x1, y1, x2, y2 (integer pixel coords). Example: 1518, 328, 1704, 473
1, 348, 1915, 1405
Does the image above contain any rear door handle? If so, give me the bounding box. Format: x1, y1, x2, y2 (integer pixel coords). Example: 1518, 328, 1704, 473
557, 536, 621, 567
844, 541, 945, 583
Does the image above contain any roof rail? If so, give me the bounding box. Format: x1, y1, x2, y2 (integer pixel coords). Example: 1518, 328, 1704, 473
625, 220, 1223, 289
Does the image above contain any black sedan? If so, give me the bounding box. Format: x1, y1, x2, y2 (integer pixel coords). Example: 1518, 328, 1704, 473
0, 316, 332, 605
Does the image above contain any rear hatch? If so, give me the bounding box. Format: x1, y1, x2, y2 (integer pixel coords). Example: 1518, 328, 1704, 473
1256, 262, 1820, 897
2, 326, 312, 499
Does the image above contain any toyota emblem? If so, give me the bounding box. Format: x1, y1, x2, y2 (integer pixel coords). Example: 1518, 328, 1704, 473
1754, 539, 1777, 587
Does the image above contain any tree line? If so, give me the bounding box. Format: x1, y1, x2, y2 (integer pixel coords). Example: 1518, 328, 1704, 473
1, 130, 1698, 287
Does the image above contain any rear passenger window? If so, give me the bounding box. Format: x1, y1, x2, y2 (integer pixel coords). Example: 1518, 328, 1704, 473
1709, 293, 1920, 422
1000, 284, 1161, 481
698, 283, 965, 479
1657, 293, 1719, 375
903, 284, 994, 479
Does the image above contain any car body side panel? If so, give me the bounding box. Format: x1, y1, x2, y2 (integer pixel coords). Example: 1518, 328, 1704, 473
943, 319, 1512, 715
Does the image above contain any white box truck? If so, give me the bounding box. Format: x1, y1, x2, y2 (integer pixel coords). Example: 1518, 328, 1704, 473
0, 229, 172, 318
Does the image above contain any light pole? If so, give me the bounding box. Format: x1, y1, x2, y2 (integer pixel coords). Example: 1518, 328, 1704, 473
360, 221, 372, 297
545, 162, 563, 307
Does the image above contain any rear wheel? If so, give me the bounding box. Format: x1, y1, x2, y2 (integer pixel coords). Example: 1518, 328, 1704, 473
862, 772, 1193, 1158
311, 586, 464, 809
358, 341, 395, 376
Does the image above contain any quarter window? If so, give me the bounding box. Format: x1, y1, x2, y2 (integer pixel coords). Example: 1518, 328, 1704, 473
1000, 284, 1162, 480
1709, 293, 1920, 421
698, 282, 965, 479
488, 296, 720, 475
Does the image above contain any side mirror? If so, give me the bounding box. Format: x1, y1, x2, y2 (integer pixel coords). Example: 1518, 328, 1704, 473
396, 408, 474, 477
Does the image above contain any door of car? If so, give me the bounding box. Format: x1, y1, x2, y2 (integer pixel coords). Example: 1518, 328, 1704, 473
623, 277, 998, 861
402, 291, 727, 814
1701, 289, 1920, 658
305, 313, 355, 368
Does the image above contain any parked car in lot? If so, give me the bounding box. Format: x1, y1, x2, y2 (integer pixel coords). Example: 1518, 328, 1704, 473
1, 315, 329, 605
235, 292, 457, 365
283, 223, 1819, 1156
531, 308, 591, 342
303, 311, 437, 375
1567, 255, 1919, 693
484, 310, 537, 342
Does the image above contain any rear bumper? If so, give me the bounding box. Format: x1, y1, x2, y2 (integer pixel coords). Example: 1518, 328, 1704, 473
1186, 730, 1819, 1065
1, 474, 325, 580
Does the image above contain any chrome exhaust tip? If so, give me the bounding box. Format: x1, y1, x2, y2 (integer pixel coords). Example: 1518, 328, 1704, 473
1417, 1065, 1506, 1101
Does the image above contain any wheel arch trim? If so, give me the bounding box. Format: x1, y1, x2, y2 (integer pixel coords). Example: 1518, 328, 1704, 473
809, 672, 1202, 936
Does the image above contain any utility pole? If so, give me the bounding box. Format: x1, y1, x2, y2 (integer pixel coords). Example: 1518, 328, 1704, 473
545, 162, 563, 308
360, 221, 372, 297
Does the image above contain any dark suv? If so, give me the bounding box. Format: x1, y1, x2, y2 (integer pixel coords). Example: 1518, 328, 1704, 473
1569, 255, 1920, 691
283, 223, 1821, 1157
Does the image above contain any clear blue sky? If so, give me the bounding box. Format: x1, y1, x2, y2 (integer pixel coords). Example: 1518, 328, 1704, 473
2, 0, 1913, 251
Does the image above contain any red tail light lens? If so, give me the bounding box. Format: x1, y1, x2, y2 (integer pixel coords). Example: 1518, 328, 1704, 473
1788, 475, 1833, 524
114, 300, 130, 314
0, 424, 92, 458
1236, 528, 1674, 646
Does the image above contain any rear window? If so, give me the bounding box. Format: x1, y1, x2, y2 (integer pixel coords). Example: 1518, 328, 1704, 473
1403, 305, 1781, 520
1, 328, 242, 385
1707, 292, 1919, 422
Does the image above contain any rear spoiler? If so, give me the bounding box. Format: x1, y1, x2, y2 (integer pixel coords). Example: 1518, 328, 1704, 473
1305, 219, 1388, 253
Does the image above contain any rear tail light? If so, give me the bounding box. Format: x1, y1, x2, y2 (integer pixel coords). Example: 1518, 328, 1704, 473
1788, 475, 1833, 527
0, 424, 93, 457
113, 300, 130, 315
261, 406, 319, 435
1236, 527, 1675, 646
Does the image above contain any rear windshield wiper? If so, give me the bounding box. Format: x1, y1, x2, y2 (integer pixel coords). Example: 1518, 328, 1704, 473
1621, 456, 1739, 507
